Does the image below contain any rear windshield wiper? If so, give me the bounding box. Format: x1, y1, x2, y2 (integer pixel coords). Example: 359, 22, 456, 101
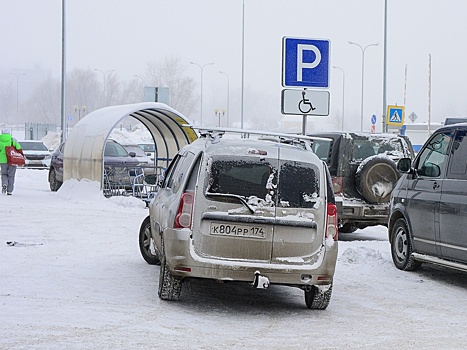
205, 192, 256, 214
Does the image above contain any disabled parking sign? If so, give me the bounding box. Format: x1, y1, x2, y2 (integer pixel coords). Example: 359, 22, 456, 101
282, 37, 330, 88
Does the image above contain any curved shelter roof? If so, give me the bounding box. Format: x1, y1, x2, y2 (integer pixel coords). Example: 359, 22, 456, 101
64, 102, 197, 188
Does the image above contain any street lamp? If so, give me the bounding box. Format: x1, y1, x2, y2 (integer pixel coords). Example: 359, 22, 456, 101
94, 68, 114, 106
348, 41, 379, 131
332, 66, 345, 131
214, 108, 225, 127
10, 72, 25, 130
74, 105, 87, 121
190, 61, 214, 126
219, 71, 230, 128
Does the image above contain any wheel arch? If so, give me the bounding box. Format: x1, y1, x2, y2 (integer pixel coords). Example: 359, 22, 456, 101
388, 209, 414, 247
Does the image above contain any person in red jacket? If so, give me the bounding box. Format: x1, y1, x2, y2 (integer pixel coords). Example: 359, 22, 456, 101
0, 128, 23, 195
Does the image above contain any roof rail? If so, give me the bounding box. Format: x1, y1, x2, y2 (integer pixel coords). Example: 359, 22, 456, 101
192, 126, 330, 144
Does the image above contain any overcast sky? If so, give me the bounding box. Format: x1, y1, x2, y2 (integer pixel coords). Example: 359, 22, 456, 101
1, 0, 466, 130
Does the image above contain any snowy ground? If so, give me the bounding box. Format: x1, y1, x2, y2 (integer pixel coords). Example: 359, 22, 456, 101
1, 169, 466, 349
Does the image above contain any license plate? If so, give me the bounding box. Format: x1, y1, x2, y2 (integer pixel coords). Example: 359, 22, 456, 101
210, 223, 266, 239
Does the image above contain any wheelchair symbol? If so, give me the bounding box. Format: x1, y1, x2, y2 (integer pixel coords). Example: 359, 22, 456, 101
298, 91, 316, 114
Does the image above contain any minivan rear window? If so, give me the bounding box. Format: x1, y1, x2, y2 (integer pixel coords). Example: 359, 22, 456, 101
208, 158, 274, 199
207, 156, 320, 208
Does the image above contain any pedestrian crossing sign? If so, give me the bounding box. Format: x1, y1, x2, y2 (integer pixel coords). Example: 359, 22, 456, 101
386, 105, 405, 126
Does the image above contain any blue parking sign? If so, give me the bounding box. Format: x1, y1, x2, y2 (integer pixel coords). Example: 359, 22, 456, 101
282, 37, 330, 88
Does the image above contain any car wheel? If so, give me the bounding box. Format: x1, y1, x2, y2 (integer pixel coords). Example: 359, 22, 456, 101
390, 218, 421, 271
355, 156, 400, 204
48, 168, 62, 192
158, 239, 182, 301
339, 223, 358, 233
138, 216, 161, 265
304, 283, 333, 310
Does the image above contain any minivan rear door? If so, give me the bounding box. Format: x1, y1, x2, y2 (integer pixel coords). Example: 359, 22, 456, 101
271, 147, 324, 263
193, 150, 279, 262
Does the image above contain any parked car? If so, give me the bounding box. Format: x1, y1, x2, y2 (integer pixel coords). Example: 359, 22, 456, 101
308, 132, 415, 233
389, 123, 467, 272
138, 143, 156, 162
138, 130, 338, 309
122, 144, 155, 174
18, 140, 51, 168
48, 139, 141, 192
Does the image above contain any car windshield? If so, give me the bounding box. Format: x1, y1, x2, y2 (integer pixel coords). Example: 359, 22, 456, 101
19, 141, 48, 151
105, 141, 129, 157
206, 156, 319, 208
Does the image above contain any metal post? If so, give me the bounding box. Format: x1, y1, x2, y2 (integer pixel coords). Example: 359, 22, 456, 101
383, 0, 388, 132
61, 0, 66, 143
241, 0, 245, 129
332, 66, 345, 131
95, 68, 114, 107
349, 41, 378, 132
190, 61, 214, 126
10, 72, 25, 131
219, 71, 230, 128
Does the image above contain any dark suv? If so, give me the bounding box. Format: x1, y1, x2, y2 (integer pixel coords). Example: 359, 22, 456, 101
389, 123, 467, 272
308, 132, 415, 233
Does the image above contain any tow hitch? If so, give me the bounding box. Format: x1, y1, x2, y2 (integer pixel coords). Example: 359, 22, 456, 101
252, 270, 270, 289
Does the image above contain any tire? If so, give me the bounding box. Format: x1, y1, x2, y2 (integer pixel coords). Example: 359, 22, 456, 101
48, 168, 62, 192
339, 223, 358, 233
390, 218, 421, 271
305, 283, 333, 310
138, 216, 161, 265
355, 156, 400, 204
158, 240, 182, 301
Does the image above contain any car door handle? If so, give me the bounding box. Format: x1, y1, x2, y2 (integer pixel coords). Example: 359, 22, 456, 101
432, 181, 440, 190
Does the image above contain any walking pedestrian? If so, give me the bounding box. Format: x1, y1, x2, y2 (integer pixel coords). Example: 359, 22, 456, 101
0, 128, 23, 195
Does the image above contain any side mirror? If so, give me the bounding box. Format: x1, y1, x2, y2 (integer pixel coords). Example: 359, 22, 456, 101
397, 158, 412, 173
129, 152, 136, 158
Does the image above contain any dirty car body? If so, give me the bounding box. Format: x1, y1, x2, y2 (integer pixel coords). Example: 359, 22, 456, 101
139, 130, 338, 309
309, 132, 415, 233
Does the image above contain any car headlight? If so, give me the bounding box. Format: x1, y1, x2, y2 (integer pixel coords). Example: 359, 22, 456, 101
44, 154, 51, 159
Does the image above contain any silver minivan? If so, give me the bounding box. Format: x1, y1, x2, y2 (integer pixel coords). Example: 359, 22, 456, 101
139, 130, 338, 309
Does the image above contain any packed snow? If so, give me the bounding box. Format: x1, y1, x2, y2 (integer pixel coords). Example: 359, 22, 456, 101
1, 169, 466, 349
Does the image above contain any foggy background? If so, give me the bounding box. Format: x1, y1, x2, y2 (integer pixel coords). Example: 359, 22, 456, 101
1, 0, 466, 132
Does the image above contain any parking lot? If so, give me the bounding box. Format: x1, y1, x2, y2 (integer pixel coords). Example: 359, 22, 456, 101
1, 169, 466, 349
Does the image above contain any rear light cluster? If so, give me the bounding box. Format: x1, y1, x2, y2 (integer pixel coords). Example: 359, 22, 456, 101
331, 176, 343, 194
174, 191, 194, 229
326, 202, 338, 241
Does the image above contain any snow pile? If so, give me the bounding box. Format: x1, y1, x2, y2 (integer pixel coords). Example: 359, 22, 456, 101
56, 178, 107, 203
339, 246, 387, 265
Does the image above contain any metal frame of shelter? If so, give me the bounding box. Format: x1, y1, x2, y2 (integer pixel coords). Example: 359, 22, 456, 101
64, 102, 197, 189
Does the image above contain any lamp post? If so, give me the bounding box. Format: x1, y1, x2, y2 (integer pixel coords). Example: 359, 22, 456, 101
348, 41, 379, 131
219, 71, 230, 128
190, 61, 214, 126
94, 68, 114, 106
332, 66, 345, 131
10, 72, 26, 130
74, 105, 87, 121
214, 108, 225, 127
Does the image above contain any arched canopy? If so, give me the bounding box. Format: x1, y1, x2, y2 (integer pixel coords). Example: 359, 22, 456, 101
64, 102, 197, 188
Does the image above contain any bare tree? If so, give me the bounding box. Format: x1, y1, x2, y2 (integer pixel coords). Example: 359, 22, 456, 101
144, 56, 197, 117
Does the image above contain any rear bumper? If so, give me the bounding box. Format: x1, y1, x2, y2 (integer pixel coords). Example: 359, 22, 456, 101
163, 229, 337, 287
336, 197, 388, 226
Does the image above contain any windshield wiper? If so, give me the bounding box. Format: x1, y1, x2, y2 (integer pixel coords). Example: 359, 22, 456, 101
205, 192, 256, 214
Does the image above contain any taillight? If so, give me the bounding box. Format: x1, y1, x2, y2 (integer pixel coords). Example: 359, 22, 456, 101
326, 202, 338, 241
331, 176, 342, 194
174, 191, 194, 229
